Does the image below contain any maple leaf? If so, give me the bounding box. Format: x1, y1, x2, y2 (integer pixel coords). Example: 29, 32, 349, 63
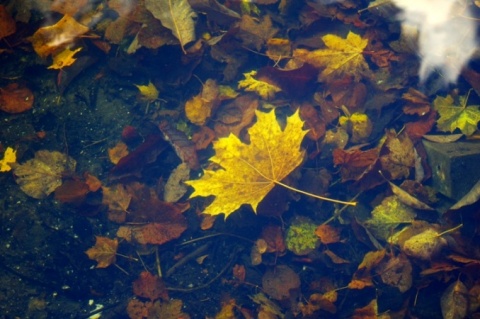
85, 236, 118, 268
186, 109, 308, 218
293, 31, 370, 81
433, 93, 480, 136
238, 70, 282, 100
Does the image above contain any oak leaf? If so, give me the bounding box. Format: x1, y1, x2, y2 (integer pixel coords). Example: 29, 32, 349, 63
293, 31, 370, 81
85, 236, 118, 268
433, 93, 480, 136
238, 70, 282, 100
185, 109, 308, 218
0, 147, 16, 172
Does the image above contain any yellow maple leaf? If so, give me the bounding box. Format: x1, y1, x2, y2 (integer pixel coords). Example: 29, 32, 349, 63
433, 93, 480, 136
0, 147, 16, 172
186, 110, 307, 218
48, 47, 82, 69
134, 81, 159, 103
238, 70, 281, 100
293, 31, 370, 81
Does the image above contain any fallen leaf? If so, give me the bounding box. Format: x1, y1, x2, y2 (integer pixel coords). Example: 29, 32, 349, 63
186, 109, 308, 218
379, 130, 415, 180
0, 147, 16, 172
191, 126, 216, 150
262, 265, 300, 301
135, 81, 159, 103
163, 163, 190, 203
441, 280, 468, 319
238, 70, 282, 100
352, 298, 378, 319
0, 83, 34, 114
29, 14, 89, 59
434, 93, 480, 136
0, 5, 16, 39
133, 271, 168, 301
299, 103, 326, 141
14, 150, 76, 199
85, 236, 118, 268
236, 15, 278, 51
333, 148, 378, 182
108, 141, 129, 165
185, 79, 220, 125
338, 112, 372, 143
293, 31, 370, 81
449, 179, 480, 210
257, 64, 318, 98
266, 38, 292, 61
315, 224, 341, 244
54, 179, 89, 204
376, 254, 412, 293
102, 183, 132, 223
402, 88, 430, 116
213, 94, 258, 137
232, 264, 246, 283
145, 0, 196, 53
388, 180, 434, 210
401, 227, 447, 260
48, 47, 82, 69
158, 121, 200, 170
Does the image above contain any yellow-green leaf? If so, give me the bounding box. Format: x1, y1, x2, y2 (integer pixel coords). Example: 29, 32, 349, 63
134, 81, 159, 103
185, 109, 308, 218
238, 70, 281, 100
433, 94, 480, 136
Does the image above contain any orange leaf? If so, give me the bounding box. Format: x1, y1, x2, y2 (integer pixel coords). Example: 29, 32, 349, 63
0, 83, 34, 114
85, 236, 118, 268
315, 224, 341, 244
30, 15, 89, 59
232, 264, 246, 283
133, 271, 168, 301
108, 141, 129, 164
51, 0, 88, 16
333, 148, 378, 182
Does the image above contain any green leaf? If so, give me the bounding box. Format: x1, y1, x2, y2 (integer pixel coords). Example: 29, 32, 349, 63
433, 94, 480, 136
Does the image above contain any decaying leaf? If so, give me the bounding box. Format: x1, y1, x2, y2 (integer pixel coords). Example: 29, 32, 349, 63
262, 265, 300, 301
338, 112, 372, 143
133, 271, 168, 301
0, 83, 34, 114
163, 163, 190, 203
376, 254, 412, 293
185, 79, 219, 125
441, 280, 468, 319
315, 224, 341, 244
349, 249, 386, 289
236, 15, 278, 51
0, 147, 16, 172
108, 141, 129, 165
238, 70, 282, 100
0, 5, 16, 39
14, 150, 76, 199
145, 0, 196, 53
293, 31, 370, 81
102, 183, 132, 222
433, 93, 480, 136
333, 148, 378, 182
365, 196, 416, 241
85, 236, 118, 268
379, 131, 415, 180
401, 227, 447, 260
186, 109, 308, 218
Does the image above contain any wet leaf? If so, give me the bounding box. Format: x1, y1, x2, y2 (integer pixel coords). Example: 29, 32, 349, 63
186, 109, 308, 218
401, 227, 447, 260
365, 196, 416, 241
376, 254, 412, 293
185, 79, 220, 125
134, 81, 159, 103
441, 280, 468, 319
48, 47, 82, 69
379, 131, 415, 180
232, 264, 246, 283
449, 179, 480, 210
338, 112, 372, 143
108, 141, 129, 165
163, 163, 190, 203
315, 224, 341, 244
388, 180, 434, 210
352, 298, 378, 319
133, 271, 168, 301
215, 299, 236, 319
145, 0, 196, 53
262, 265, 300, 301
0, 83, 34, 114
213, 94, 258, 137
51, 0, 88, 15
54, 179, 89, 204
0, 147, 16, 172
402, 88, 430, 116
29, 15, 89, 58
14, 150, 76, 199
85, 236, 118, 268
0, 5, 16, 39
102, 183, 132, 223
147, 299, 191, 319
236, 15, 278, 51
333, 148, 378, 182
434, 93, 480, 136
158, 121, 200, 170
293, 31, 370, 81
238, 70, 282, 100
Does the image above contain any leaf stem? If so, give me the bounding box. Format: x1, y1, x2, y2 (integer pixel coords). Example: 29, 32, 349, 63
274, 180, 357, 206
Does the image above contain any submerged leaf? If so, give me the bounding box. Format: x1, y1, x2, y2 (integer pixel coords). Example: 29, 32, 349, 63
85, 236, 118, 268
434, 94, 480, 136
238, 70, 282, 100
0, 147, 16, 172
186, 110, 308, 218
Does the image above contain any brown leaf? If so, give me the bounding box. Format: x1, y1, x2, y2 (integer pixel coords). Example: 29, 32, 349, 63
257, 64, 317, 98
449, 179, 480, 210
333, 148, 378, 182
191, 126, 216, 150
299, 103, 326, 141
402, 88, 430, 115
379, 131, 415, 180
232, 264, 246, 283
126, 222, 187, 245
236, 15, 278, 51
315, 224, 341, 244
54, 179, 89, 204
404, 110, 437, 140
352, 298, 378, 319
0, 83, 34, 114
133, 271, 168, 301
261, 225, 286, 254
159, 121, 199, 170
85, 236, 118, 268
214, 94, 258, 137
376, 254, 412, 293
0, 5, 16, 39
84, 172, 102, 192
262, 265, 300, 301
108, 141, 129, 165
388, 181, 434, 210
51, 0, 88, 16
441, 280, 468, 319
102, 184, 132, 223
